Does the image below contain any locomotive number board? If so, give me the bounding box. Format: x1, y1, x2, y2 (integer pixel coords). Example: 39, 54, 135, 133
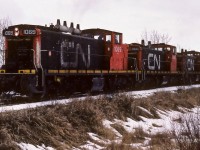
3, 28, 37, 37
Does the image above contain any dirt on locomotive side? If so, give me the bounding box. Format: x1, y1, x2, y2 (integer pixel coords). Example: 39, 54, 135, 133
0, 87, 200, 150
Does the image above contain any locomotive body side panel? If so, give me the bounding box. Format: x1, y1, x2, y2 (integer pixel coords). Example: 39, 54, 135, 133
194, 54, 200, 71
110, 44, 128, 70
186, 56, 195, 71
165, 51, 177, 72
40, 30, 105, 70
142, 49, 165, 71
170, 55, 177, 72
128, 44, 143, 70
177, 53, 195, 72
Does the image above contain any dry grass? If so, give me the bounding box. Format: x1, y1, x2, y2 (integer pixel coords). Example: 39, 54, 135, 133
122, 128, 146, 144
149, 132, 175, 150
0, 87, 199, 149
106, 142, 141, 150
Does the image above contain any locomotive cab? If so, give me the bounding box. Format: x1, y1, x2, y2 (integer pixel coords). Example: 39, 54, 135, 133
82, 29, 128, 70
151, 43, 177, 72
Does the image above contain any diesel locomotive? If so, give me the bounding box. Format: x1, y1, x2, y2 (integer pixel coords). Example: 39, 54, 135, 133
0, 19, 200, 97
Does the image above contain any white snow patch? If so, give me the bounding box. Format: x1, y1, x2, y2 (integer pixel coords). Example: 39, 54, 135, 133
102, 120, 122, 137
137, 106, 153, 116
103, 107, 198, 136
17, 143, 54, 150
88, 132, 110, 144
124, 84, 200, 99
80, 141, 105, 150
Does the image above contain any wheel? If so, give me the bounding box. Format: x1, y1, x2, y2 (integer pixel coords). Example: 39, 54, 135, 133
20, 75, 45, 98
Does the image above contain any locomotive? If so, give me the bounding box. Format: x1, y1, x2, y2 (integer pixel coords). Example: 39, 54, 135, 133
0, 19, 200, 97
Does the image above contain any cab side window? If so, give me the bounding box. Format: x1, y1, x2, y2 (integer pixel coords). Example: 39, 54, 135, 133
94, 35, 104, 40
115, 34, 120, 44
106, 35, 111, 43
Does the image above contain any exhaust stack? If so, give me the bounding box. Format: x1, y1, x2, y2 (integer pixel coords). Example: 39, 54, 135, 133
53, 19, 81, 34
55, 19, 69, 33
74, 24, 82, 34
69, 22, 74, 33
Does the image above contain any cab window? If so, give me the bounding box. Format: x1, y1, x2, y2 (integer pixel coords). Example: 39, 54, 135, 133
106, 35, 111, 42
94, 35, 104, 40
115, 34, 120, 44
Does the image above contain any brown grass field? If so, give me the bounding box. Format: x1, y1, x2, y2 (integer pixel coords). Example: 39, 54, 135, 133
0, 87, 200, 150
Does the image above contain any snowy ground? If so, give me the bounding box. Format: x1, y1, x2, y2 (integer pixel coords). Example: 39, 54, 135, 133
1, 84, 200, 150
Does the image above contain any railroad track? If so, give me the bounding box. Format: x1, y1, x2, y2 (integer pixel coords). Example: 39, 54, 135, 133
1, 84, 200, 110
0, 91, 96, 106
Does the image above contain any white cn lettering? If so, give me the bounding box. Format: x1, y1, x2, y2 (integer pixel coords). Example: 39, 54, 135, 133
148, 53, 160, 70
187, 59, 194, 71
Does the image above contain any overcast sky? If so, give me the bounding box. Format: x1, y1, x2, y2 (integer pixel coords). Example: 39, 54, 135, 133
1, 0, 200, 51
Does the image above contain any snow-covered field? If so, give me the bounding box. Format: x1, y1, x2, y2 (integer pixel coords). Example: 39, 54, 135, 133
79, 107, 199, 150
1, 84, 200, 150
16, 106, 200, 150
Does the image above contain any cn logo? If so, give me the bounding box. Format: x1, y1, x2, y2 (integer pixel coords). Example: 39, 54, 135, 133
148, 53, 160, 70
187, 59, 194, 71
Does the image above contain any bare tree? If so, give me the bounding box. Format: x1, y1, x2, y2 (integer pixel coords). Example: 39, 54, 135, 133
141, 29, 172, 44
0, 17, 12, 66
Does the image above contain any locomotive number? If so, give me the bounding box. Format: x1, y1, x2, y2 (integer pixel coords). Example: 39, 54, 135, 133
4, 31, 13, 36
114, 46, 122, 52
23, 30, 36, 35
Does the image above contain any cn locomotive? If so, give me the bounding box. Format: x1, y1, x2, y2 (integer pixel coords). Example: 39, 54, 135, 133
0, 19, 200, 97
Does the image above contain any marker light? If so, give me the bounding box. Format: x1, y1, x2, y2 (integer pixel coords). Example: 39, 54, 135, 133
14, 28, 19, 36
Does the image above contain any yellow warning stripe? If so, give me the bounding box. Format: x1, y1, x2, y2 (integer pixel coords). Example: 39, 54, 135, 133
46, 70, 200, 75
102, 70, 109, 73
87, 70, 95, 74
48, 70, 59, 73
69, 70, 77, 73
94, 70, 101, 73
0, 70, 5, 73
3, 69, 200, 75
78, 70, 86, 73
18, 70, 36, 74
59, 70, 67, 73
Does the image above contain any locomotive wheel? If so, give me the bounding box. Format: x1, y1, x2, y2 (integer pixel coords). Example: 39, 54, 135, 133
20, 75, 45, 98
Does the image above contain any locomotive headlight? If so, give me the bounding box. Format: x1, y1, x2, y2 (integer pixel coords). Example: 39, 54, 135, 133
55, 77, 61, 83
14, 27, 19, 36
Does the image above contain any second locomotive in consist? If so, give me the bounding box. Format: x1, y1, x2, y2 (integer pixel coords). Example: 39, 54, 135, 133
0, 19, 200, 97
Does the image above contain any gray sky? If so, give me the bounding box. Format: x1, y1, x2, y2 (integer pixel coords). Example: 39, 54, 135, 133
1, 0, 200, 51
